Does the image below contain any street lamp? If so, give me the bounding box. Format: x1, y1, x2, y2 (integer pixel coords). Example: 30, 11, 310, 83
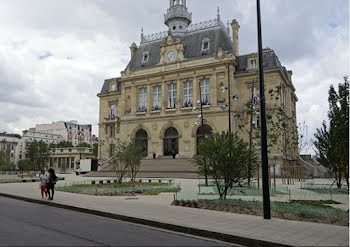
256, 0, 271, 219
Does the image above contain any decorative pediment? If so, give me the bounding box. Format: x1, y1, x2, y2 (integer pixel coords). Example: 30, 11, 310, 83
160, 31, 184, 48
159, 32, 185, 64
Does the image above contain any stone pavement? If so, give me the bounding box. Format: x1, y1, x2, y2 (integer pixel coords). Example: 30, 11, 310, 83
0, 181, 348, 247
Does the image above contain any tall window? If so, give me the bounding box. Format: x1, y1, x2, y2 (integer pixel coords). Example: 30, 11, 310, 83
110, 104, 116, 117
109, 144, 115, 157
251, 86, 260, 105
152, 85, 162, 110
168, 83, 177, 109
252, 112, 261, 128
110, 126, 115, 137
250, 60, 257, 70
183, 81, 193, 107
138, 88, 147, 112
200, 79, 210, 105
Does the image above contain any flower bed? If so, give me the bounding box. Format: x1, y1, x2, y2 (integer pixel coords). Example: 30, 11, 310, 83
171, 199, 348, 226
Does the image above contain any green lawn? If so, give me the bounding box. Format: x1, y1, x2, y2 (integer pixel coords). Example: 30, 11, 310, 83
172, 199, 348, 226
56, 182, 180, 196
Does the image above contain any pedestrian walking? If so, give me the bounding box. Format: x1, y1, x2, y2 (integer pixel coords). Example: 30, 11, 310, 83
47, 168, 58, 200
39, 170, 47, 199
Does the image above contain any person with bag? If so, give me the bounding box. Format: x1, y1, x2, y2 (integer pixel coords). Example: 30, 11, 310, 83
39, 170, 48, 199
46, 168, 58, 200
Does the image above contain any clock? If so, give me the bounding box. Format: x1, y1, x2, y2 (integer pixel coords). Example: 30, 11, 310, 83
167, 51, 176, 62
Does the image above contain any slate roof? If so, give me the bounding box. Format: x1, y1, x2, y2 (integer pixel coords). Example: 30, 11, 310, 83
127, 26, 233, 71
236, 48, 291, 83
236, 49, 282, 73
99, 80, 112, 95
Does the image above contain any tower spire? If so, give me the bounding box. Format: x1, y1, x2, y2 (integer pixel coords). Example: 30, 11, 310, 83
164, 0, 192, 36
217, 6, 220, 21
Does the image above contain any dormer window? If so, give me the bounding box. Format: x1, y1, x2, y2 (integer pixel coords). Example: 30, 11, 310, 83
250, 59, 257, 70
110, 83, 116, 91
142, 52, 149, 63
201, 38, 210, 55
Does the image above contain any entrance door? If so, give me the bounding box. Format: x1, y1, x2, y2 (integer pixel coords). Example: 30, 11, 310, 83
135, 129, 148, 157
163, 127, 179, 156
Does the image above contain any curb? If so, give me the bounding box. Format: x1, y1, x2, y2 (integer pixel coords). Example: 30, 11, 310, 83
0, 193, 292, 247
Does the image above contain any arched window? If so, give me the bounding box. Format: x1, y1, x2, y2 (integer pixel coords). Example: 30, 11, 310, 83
164, 127, 179, 156
201, 38, 210, 55
135, 129, 148, 157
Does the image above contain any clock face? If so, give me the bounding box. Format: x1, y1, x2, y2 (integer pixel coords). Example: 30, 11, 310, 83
167, 51, 176, 62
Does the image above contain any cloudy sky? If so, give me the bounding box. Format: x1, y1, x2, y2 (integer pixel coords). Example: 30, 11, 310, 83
0, 0, 348, 147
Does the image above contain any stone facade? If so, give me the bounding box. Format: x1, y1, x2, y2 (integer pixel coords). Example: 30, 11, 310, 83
0, 133, 20, 167
98, 1, 298, 166
33, 120, 92, 146
49, 147, 95, 171
17, 130, 64, 165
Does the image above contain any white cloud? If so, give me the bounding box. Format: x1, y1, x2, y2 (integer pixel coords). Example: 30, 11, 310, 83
0, 0, 348, 148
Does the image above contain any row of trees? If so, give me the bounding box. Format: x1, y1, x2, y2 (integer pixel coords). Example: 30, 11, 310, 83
0, 150, 13, 171
314, 77, 349, 188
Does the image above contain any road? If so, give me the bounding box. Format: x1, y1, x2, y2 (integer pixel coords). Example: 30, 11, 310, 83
0, 197, 232, 246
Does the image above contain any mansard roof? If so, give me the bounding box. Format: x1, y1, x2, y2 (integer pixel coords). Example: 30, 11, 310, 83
127, 26, 233, 71
236, 48, 292, 83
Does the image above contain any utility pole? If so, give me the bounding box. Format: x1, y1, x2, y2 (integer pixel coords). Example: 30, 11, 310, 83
256, 0, 271, 219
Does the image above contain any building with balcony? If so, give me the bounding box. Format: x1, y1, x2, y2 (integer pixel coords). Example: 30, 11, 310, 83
16, 130, 64, 164
31, 120, 92, 146
98, 0, 298, 167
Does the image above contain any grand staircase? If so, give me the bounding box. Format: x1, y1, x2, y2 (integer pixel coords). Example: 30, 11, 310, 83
86, 157, 200, 179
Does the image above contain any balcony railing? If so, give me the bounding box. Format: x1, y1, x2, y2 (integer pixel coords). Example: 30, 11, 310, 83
103, 115, 120, 124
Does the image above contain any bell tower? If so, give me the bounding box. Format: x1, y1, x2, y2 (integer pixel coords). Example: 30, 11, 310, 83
164, 0, 192, 36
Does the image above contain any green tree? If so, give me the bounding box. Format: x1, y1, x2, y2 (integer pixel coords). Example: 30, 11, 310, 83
0, 150, 11, 171
92, 143, 98, 157
26, 140, 50, 170
193, 140, 210, 186
314, 77, 349, 188
195, 132, 255, 200
18, 159, 36, 171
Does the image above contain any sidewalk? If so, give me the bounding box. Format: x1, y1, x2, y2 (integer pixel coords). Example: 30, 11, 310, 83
0, 182, 348, 247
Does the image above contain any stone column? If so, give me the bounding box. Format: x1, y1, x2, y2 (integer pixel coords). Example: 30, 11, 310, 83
193, 77, 198, 106
131, 86, 137, 114
177, 79, 182, 109
147, 84, 152, 112
211, 73, 217, 106
162, 82, 167, 110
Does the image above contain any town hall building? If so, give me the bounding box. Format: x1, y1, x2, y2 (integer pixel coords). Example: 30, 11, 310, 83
98, 0, 298, 167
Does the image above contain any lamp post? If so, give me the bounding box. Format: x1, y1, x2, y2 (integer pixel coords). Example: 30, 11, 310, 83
256, 0, 271, 219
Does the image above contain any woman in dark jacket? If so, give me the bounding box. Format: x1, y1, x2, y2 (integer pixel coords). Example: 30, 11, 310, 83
47, 168, 57, 200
